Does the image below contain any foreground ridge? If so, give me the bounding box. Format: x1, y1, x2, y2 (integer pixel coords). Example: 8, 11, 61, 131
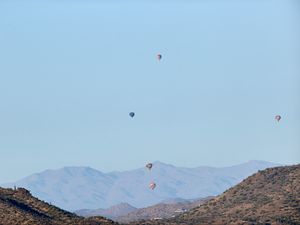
0, 187, 118, 225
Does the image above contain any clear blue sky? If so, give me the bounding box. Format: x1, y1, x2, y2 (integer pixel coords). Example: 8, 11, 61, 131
0, 0, 299, 183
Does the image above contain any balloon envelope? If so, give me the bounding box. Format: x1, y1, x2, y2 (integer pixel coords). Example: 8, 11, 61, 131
149, 182, 156, 190
146, 163, 153, 170
275, 115, 281, 122
129, 112, 135, 118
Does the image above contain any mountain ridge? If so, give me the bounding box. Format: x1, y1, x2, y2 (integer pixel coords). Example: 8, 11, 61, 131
1, 160, 281, 211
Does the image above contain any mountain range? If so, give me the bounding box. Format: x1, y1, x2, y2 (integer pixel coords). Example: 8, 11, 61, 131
0, 164, 298, 225
1, 160, 280, 211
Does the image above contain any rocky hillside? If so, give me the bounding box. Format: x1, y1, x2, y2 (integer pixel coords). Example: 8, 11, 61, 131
132, 164, 300, 225
0, 187, 117, 225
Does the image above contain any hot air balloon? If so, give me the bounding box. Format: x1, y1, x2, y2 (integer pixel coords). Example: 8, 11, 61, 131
146, 163, 153, 170
129, 112, 135, 118
157, 54, 162, 61
149, 182, 156, 190
275, 115, 281, 122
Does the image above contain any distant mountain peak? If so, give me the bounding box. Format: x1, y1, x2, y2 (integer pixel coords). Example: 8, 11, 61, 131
109, 202, 136, 209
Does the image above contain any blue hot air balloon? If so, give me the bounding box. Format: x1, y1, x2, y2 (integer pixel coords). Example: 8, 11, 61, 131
129, 112, 135, 118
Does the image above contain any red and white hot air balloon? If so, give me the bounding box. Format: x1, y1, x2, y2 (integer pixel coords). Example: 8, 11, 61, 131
157, 54, 162, 61
149, 182, 156, 190
275, 115, 281, 122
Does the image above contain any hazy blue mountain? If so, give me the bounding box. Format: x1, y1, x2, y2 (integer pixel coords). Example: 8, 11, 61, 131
1, 160, 280, 211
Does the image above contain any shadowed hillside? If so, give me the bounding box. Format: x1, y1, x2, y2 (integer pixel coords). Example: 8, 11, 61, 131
131, 164, 300, 225
0, 187, 117, 225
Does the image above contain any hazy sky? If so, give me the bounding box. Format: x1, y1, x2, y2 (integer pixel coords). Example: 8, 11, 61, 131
0, 0, 299, 183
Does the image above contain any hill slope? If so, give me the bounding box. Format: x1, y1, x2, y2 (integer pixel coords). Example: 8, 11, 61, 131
116, 197, 212, 223
1, 160, 280, 210
75, 203, 137, 219
0, 187, 117, 225
134, 164, 300, 225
